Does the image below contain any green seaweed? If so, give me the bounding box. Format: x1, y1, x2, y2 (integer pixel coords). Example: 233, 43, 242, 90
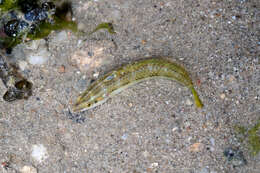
248, 120, 260, 155
1, 2, 115, 50
234, 120, 260, 156
0, 17, 78, 48
89, 22, 116, 35
27, 17, 78, 40
0, 1, 78, 49
234, 125, 247, 136
0, 0, 18, 12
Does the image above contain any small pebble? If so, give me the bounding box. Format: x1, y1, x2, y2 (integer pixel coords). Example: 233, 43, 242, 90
143, 150, 150, 158
20, 165, 37, 173
141, 40, 147, 44
58, 65, 66, 73
200, 167, 209, 173
18, 60, 29, 71
149, 162, 159, 169
128, 102, 133, 107
77, 22, 86, 31
229, 75, 236, 82
220, 93, 226, 99
189, 142, 204, 152
93, 72, 99, 78
172, 127, 178, 132
31, 144, 48, 163
186, 99, 193, 105
121, 133, 128, 140
210, 138, 215, 146
223, 147, 247, 167
27, 50, 50, 65
52, 31, 68, 44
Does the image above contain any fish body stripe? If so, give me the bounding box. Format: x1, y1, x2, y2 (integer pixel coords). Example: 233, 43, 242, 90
73, 58, 203, 112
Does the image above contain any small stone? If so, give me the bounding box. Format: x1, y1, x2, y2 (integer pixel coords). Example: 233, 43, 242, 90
220, 93, 225, 99
128, 102, 133, 107
77, 22, 86, 31
82, 75, 87, 79
20, 165, 37, 173
186, 99, 193, 105
141, 40, 147, 44
223, 147, 247, 167
121, 133, 128, 140
189, 142, 204, 152
27, 49, 51, 65
31, 144, 48, 163
18, 60, 29, 71
172, 127, 178, 132
149, 162, 159, 169
210, 138, 215, 146
52, 31, 68, 44
58, 65, 66, 73
143, 150, 150, 158
93, 72, 99, 78
199, 167, 209, 173
229, 75, 236, 82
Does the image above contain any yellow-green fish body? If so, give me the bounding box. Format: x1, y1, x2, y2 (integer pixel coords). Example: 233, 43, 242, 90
73, 58, 203, 112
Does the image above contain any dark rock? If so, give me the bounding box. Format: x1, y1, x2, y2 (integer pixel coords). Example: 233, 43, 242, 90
224, 147, 247, 167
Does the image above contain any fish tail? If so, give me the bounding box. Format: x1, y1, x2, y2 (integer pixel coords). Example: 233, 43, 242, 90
190, 86, 203, 108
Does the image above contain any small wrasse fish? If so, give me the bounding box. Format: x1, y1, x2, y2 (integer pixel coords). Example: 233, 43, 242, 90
73, 58, 203, 112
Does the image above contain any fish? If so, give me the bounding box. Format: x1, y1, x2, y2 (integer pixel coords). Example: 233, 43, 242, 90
73, 58, 203, 112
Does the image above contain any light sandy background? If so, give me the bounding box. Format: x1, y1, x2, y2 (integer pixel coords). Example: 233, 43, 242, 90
0, 0, 259, 172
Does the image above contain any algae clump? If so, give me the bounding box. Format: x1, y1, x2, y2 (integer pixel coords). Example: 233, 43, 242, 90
89, 22, 116, 35
0, 0, 78, 50
248, 120, 260, 155
0, 0, 18, 12
234, 120, 260, 156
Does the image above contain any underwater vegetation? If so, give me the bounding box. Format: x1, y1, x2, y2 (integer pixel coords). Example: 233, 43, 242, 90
0, 0, 115, 102
88, 22, 116, 35
0, 0, 78, 101
234, 120, 260, 156
0, 0, 78, 51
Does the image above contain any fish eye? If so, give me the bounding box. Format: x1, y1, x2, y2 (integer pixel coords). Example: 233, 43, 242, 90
87, 103, 91, 107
